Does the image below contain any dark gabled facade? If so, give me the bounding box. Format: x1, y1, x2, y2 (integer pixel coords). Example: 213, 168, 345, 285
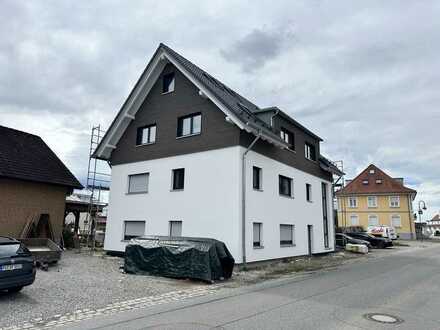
99, 44, 339, 181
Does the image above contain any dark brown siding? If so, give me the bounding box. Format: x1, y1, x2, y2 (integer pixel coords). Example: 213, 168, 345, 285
0, 178, 68, 243
110, 64, 241, 165
240, 131, 332, 181
110, 64, 332, 181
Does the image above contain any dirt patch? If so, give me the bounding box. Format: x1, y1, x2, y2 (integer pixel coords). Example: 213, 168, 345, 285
224, 251, 367, 287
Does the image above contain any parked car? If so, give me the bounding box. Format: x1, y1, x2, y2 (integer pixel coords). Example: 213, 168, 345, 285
0, 236, 36, 293
347, 232, 393, 248
335, 233, 372, 249
367, 226, 398, 240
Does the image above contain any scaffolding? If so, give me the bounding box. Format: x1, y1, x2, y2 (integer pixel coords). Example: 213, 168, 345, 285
82, 125, 111, 250
332, 160, 346, 230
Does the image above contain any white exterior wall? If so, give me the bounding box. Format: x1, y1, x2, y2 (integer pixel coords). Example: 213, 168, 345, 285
104, 147, 241, 258
243, 148, 334, 262
104, 145, 334, 263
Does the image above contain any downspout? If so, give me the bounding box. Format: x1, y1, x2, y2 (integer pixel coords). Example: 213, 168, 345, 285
408, 193, 414, 239
241, 132, 261, 266
270, 109, 280, 127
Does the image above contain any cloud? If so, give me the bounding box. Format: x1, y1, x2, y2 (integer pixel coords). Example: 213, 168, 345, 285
0, 1, 439, 218
220, 27, 294, 72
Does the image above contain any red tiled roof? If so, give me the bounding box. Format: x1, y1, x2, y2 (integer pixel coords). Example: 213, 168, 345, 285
336, 164, 416, 196
429, 214, 440, 222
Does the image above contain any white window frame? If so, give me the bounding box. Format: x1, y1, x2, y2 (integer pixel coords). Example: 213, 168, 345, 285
169, 220, 182, 237
306, 183, 312, 202
252, 166, 263, 191
127, 173, 149, 194
279, 175, 294, 198
123, 220, 146, 241
367, 196, 378, 208
390, 214, 402, 228
348, 197, 357, 208
162, 72, 175, 94
350, 214, 359, 226
280, 224, 295, 246
368, 214, 379, 227
389, 196, 400, 208
253, 222, 263, 248
137, 124, 157, 145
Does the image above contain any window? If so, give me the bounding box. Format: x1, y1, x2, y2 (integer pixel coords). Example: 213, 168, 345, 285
368, 215, 379, 226
253, 166, 262, 190
350, 215, 359, 226
136, 124, 156, 145
162, 72, 175, 93
280, 128, 295, 149
305, 142, 316, 161
348, 197, 357, 208
172, 168, 185, 190
177, 113, 201, 137
124, 221, 145, 241
362, 180, 369, 185
390, 196, 400, 208
367, 196, 378, 208
369, 169, 375, 174
253, 222, 262, 248
306, 183, 312, 202
169, 221, 182, 237
279, 175, 293, 197
391, 215, 401, 228
376, 179, 383, 184
280, 224, 294, 246
128, 173, 149, 193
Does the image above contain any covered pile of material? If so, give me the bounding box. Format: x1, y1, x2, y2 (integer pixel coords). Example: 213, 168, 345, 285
124, 236, 235, 282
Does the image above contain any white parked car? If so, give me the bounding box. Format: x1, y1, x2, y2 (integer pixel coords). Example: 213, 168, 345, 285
367, 226, 398, 240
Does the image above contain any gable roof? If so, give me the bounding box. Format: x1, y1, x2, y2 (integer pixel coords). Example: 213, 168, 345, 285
335, 164, 416, 196
92, 43, 317, 160
428, 214, 440, 222
254, 106, 323, 142
0, 126, 83, 189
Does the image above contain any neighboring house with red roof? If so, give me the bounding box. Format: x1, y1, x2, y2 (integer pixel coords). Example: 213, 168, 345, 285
336, 164, 417, 239
425, 214, 440, 237
0, 125, 83, 244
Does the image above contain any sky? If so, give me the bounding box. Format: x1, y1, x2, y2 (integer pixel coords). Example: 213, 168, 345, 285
1, 1, 439, 219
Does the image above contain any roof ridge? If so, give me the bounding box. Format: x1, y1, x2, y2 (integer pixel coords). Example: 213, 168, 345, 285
336, 164, 416, 195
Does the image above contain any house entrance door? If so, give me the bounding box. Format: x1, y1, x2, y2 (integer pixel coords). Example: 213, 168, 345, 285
307, 225, 313, 256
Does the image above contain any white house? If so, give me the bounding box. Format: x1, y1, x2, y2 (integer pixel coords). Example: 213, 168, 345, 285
92, 43, 342, 264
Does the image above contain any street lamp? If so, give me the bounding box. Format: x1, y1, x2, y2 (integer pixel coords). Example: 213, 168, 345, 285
418, 200, 427, 241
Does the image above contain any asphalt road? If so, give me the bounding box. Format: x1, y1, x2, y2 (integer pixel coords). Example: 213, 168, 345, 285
65, 243, 440, 330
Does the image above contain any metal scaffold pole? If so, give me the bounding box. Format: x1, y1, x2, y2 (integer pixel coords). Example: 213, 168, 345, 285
83, 125, 111, 252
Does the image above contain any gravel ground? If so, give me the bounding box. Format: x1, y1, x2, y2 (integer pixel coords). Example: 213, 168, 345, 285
0, 250, 200, 328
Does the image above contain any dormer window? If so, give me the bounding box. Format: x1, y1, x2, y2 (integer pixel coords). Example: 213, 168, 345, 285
162, 72, 175, 93
280, 128, 295, 150
305, 142, 316, 161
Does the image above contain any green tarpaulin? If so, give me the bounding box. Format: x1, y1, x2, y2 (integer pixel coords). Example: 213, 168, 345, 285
124, 236, 235, 282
